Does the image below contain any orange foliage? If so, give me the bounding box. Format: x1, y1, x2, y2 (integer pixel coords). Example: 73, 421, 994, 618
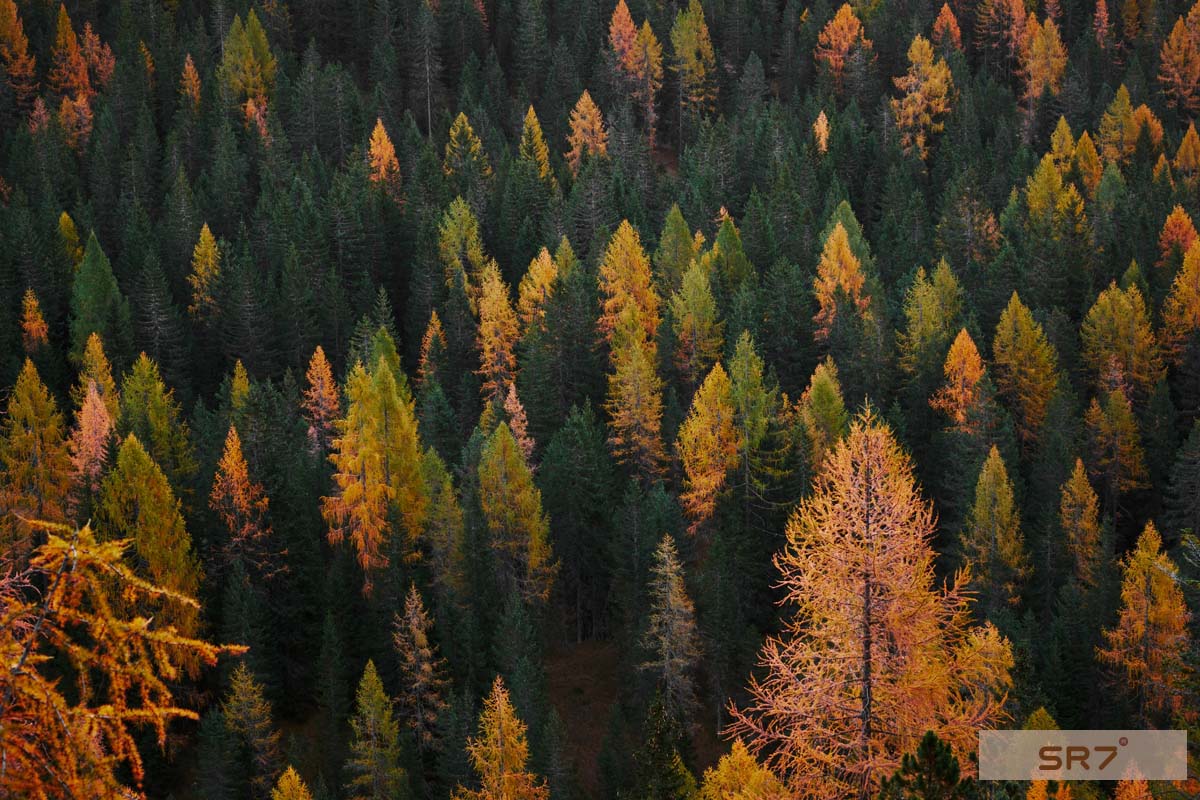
211, 425, 282, 579
1157, 205, 1197, 270
813, 222, 870, 342
0, 0, 37, 108
932, 3, 963, 51
815, 4, 873, 92
180, 53, 201, 111
931, 329, 987, 431
20, 288, 48, 354
565, 90, 608, 175
302, 345, 340, 452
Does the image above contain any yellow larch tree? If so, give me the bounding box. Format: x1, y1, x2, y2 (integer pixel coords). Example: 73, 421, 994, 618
677, 362, 739, 532
891, 35, 954, 160
477, 262, 520, 400
992, 293, 1058, 446
565, 90, 608, 175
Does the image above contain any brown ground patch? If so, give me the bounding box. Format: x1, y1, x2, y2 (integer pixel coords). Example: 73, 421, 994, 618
545, 639, 621, 797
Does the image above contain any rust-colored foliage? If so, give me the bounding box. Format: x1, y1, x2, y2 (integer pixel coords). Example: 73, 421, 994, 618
303, 345, 341, 453
20, 288, 48, 354
180, 53, 201, 112
48, 4, 90, 99
1157, 205, 1198, 271
68, 380, 113, 506
931, 328, 987, 431
1159, 17, 1200, 112
0, 521, 239, 800
0, 0, 37, 108
728, 410, 1012, 797
815, 4, 873, 93
565, 90, 608, 175
211, 425, 283, 580
932, 3, 963, 51
813, 222, 870, 342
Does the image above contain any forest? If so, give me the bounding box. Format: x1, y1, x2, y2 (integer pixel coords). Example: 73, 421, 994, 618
1, 0, 1199, 796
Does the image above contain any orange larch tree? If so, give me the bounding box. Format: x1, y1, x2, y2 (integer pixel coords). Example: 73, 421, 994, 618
565, 90, 608, 175
815, 4, 873, 93
302, 345, 341, 453
180, 53, 201, 112
0, 0, 37, 108
20, 288, 49, 355
1163, 241, 1200, 364
48, 4, 90, 100
1159, 16, 1200, 113
932, 3, 963, 53
1098, 522, 1192, 726
609, 0, 638, 72
476, 262, 520, 400
1060, 459, 1103, 589
728, 410, 1013, 798
517, 247, 558, 332
211, 425, 282, 580
368, 117, 402, 199
1157, 205, 1198, 273
813, 222, 870, 342
931, 328, 987, 431
1085, 384, 1149, 512
891, 35, 954, 160
68, 380, 113, 517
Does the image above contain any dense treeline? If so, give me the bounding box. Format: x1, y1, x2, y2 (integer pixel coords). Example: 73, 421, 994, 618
1, 0, 1200, 797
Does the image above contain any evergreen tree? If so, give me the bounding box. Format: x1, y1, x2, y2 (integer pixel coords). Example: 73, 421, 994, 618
346, 660, 409, 800
640, 534, 702, 725
223, 663, 284, 800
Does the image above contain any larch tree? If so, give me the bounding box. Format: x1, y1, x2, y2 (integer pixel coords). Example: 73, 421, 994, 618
20, 289, 48, 356
815, 4, 873, 94
897, 261, 963, 388
814, 110, 831, 153
565, 90, 608, 176
454, 677, 549, 800
302, 345, 341, 453
891, 35, 954, 160
346, 660, 408, 800
932, 4, 963, 53
1085, 386, 1149, 513
97, 434, 202, 631
368, 118, 402, 199
669, 260, 723, 388
188, 223, 220, 320
1023, 18, 1067, 116
477, 262, 519, 400
813, 222, 871, 343
322, 363, 392, 594
0, 360, 72, 559
629, 22, 665, 147
72, 332, 120, 424
1175, 123, 1200, 185
609, 0, 638, 72
119, 353, 197, 493
48, 4, 89, 100
677, 362, 739, 532
518, 106, 554, 186
68, 380, 113, 517
1156, 205, 1197, 274
0, 522, 236, 800
670, 0, 716, 143
931, 329, 988, 432
1163, 241, 1200, 365
992, 293, 1059, 446
698, 740, 784, 800
272, 768, 313, 800
599, 221, 661, 347
180, 53, 201, 113
796, 357, 849, 472
211, 424, 281, 580
517, 248, 558, 332
1158, 17, 1200, 113
478, 422, 557, 603
218, 10, 277, 113
961, 445, 1030, 616
639, 534, 702, 725
223, 662, 283, 800
1081, 282, 1163, 402
393, 584, 449, 749
1060, 459, 1103, 589
1098, 522, 1192, 726
0, 0, 37, 108
1115, 777, 1153, 800
728, 410, 1013, 799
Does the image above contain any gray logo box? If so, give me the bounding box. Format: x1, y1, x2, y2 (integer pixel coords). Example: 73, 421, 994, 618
978, 730, 1187, 781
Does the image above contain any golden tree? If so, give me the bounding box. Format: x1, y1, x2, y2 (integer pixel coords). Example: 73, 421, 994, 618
1098, 522, 1192, 726
454, 677, 549, 800
796, 357, 849, 472
211, 425, 281, 579
476, 262, 520, 400
0, 360, 72, 560
1163, 241, 1200, 363
565, 90, 608, 175
48, 4, 89, 99
20, 288, 48, 354
1024, 18, 1067, 110
302, 345, 341, 452
179, 53, 201, 112
1085, 386, 1149, 511
1157, 205, 1198, 272
992, 293, 1058, 445
188, 223, 221, 320
670, 0, 717, 140
670, 260, 723, 387
609, 0, 638, 68
272, 768, 313, 800
517, 247, 558, 331
68, 380, 114, 514
71, 332, 119, 424
0, 521, 237, 800
699, 740, 784, 800
932, 3, 963, 52
0, 0, 37, 108
1159, 17, 1200, 113
600, 220, 661, 347
728, 410, 1012, 798
815, 4, 873, 93
931, 329, 987, 431
1060, 459, 1102, 589
813, 222, 870, 342
607, 327, 667, 479
518, 106, 553, 184
1081, 281, 1163, 402
891, 35, 954, 160
962, 446, 1029, 615
1175, 123, 1200, 184
629, 21, 665, 147
368, 117, 402, 198
677, 362, 739, 531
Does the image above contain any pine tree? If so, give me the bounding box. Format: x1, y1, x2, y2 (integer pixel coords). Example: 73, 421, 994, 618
70, 233, 132, 368
654, 204, 699, 293
1098, 523, 1191, 725
393, 584, 449, 749
223, 663, 283, 800
444, 112, 493, 216
1060, 459, 1103, 589
962, 445, 1029, 615
565, 90, 608, 175
877, 731, 973, 800
677, 363, 739, 531
640, 534, 702, 724
1166, 420, 1200, 539
218, 10, 277, 110
346, 660, 408, 800
96, 434, 202, 647
992, 293, 1058, 447
454, 677, 549, 800
891, 35, 954, 160
478, 422, 557, 603
0, 360, 72, 558
729, 410, 1013, 797
303, 345, 341, 453
669, 261, 723, 388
